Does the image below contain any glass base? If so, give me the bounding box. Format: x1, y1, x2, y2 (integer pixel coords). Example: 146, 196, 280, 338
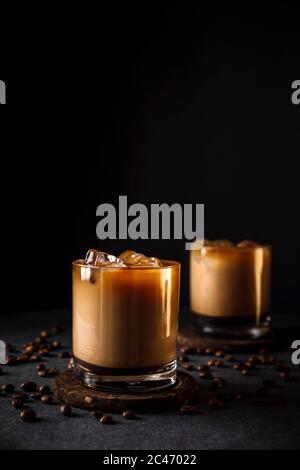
73, 358, 177, 392
192, 312, 271, 339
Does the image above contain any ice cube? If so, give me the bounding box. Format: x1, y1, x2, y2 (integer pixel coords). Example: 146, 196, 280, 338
237, 240, 260, 248
119, 250, 162, 267
85, 249, 126, 267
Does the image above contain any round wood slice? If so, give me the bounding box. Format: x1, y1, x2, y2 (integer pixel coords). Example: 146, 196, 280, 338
179, 325, 283, 353
53, 370, 197, 413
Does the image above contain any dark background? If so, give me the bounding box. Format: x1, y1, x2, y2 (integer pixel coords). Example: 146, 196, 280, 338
1, 4, 300, 317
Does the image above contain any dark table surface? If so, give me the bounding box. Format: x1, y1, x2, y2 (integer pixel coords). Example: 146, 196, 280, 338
0, 309, 300, 450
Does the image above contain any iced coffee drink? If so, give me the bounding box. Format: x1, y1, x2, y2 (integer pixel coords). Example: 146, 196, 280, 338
73, 250, 180, 391
190, 240, 271, 338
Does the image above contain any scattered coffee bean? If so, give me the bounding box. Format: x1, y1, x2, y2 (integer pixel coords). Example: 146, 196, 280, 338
40, 330, 49, 338
30, 392, 42, 400
280, 371, 291, 382
199, 371, 212, 380
181, 362, 193, 370
247, 356, 261, 366
20, 407, 36, 422
57, 351, 70, 358
100, 415, 114, 424
233, 392, 243, 401
91, 410, 103, 419
35, 336, 44, 345
258, 355, 270, 365
214, 360, 224, 368
196, 348, 203, 354
196, 364, 210, 372
274, 361, 287, 371
244, 361, 255, 370
259, 348, 270, 355
233, 363, 243, 370
207, 359, 215, 367
85, 396, 93, 404
48, 367, 60, 377
214, 350, 225, 358
262, 379, 277, 388
60, 404, 72, 416
204, 348, 215, 355
38, 369, 49, 377
12, 392, 28, 401
41, 394, 53, 404
25, 344, 36, 354
67, 359, 74, 369
39, 347, 51, 357
123, 410, 137, 419
208, 399, 223, 410
21, 381, 37, 392
224, 354, 234, 362
241, 368, 251, 376
16, 354, 30, 363
12, 398, 25, 409
180, 404, 202, 415
211, 377, 226, 389
39, 385, 51, 395
51, 340, 61, 350
30, 354, 41, 362
6, 356, 17, 366
2, 384, 15, 394
36, 363, 46, 371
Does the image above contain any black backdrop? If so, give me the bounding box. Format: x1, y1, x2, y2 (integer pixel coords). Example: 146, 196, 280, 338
1, 4, 300, 317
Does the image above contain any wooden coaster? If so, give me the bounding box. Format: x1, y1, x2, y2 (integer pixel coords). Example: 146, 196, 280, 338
53, 370, 197, 413
178, 324, 282, 353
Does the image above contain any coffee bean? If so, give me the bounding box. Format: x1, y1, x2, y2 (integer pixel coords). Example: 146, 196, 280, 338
41, 394, 53, 404
30, 354, 41, 362
39, 347, 51, 357
214, 350, 225, 358
51, 340, 61, 350
244, 361, 255, 370
39, 385, 51, 395
38, 369, 49, 377
30, 392, 42, 400
60, 404, 72, 416
35, 336, 44, 345
181, 362, 193, 370
21, 381, 37, 392
85, 396, 93, 404
100, 415, 114, 424
207, 359, 215, 367
196, 364, 210, 372
214, 360, 224, 368
204, 348, 215, 355
20, 407, 36, 422
40, 330, 49, 338
258, 355, 270, 365
6, 356, 17, 366
12, 398, 25, 409
241, 368, 251, 376
274, 361, 287, 371
36, 363, 45, 371
208, 399, 223, 410
233, 392, 243, 401
196, 348, 203, 354
211, 377, 226, 389
91, 410, 103, 419
67, 360, 74, 369
6, 343, 14, 353
57, 351, 70, 358
262, 379, 277, 388
259, 348, 270, 355
232, 363, 243, 370
122, 410, 137, 419
224, 354, 234, 362
25, 344, 36, 354
2, 384, 15, 394
13, 392, 28, 402
247, 356, 261, 366
16, 354, 30, 363
48, 367, 60, 377
199, 371, 213, 380
180, 404, 202, 415
279, 371, 291, 382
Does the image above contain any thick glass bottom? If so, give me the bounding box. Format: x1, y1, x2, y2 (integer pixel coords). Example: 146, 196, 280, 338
192, 312, 271, 339
73, 357, 177, 392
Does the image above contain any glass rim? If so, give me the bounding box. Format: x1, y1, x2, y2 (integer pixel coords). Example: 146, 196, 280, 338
191, 244, 271, 253
72, 259, 181, 270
